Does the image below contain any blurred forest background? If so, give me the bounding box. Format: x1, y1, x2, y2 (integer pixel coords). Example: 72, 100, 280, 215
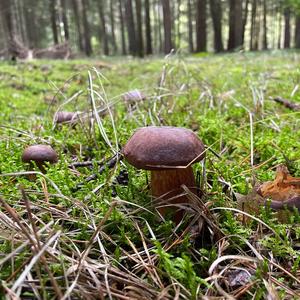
0, 0, 300, 58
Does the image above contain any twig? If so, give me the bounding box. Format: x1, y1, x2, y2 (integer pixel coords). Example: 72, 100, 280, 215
72, 153, 122, 191
272, 97, 300, 111
69, 160, 104, 168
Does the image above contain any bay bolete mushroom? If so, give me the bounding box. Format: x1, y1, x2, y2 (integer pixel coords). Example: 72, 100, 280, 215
22, 144, 58, 173
122, 90, 146, 103
122, 90, 146, 112
123, 126, 206, 223
54, 111, 78, 125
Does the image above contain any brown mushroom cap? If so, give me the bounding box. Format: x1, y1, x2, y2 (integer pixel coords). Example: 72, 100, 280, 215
54, 111, 77, 124
122, 90, 146, 103
122, 126, 205, 170
22, 144, 58, 164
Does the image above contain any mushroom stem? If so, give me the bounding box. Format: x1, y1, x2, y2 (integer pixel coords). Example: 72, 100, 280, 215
151, 166, 197, 223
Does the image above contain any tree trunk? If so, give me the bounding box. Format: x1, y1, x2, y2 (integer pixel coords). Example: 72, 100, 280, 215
60, 0, 69, 41
158, 1, 163, 52
188, 0, 194, 52
153, 0, 161, 53
284, 7, 291, 49
196, 0, 207, 52
209, 0, 224, 52
270, 0, 277, 49
145, 0, 152, 54
242, 0, 250, 44
228, 0, 235, 50
0, 19, 6, 47
118, 0, 126, 55
262, 0, 267, 49
24, 3, 38, 48
228, 0, 243, 51
50, 0, 59, 44
250, 0, 258, 50
71, 0, 84, 51
110, 0, 117, 53
81, 0, 92, 56
295, 15, 300, 49
161, 0, 173, 54
277, 7, 282, 49
135, 0, 144, 57
18, 0, 28, 45
125, 0, 137, 55
13, 0, 25, 43
176, 0, 182, 48
0, 0, 15, 40
98, 1, 109, 55
171, 1, 176, 44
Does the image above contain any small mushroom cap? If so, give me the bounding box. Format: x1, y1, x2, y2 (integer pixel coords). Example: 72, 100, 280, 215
54, 111, 77, 124
22, 144, 58, 164
122, 90, 146, 102
123, 126, 205, 170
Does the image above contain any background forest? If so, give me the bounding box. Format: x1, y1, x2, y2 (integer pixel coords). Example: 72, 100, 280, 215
1, 0, 300, 58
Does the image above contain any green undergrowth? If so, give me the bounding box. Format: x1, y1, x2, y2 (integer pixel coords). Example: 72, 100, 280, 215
0, 51, 300, 299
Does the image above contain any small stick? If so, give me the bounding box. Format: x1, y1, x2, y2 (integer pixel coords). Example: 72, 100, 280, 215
71, 153, 122, 191
68, 160, 105, 168
272, 97, 300, 111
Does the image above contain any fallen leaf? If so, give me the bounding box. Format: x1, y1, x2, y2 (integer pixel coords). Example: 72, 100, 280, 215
237, 165, 300, 223
257, 164, 300, 201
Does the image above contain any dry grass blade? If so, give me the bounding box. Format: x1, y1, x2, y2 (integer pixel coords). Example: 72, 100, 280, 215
0, 221, 53, 266
88, 70, 116, 154
59, 201, 119, 298
20, 187, 63, 298
0, 171, 65, 197
135, 223, 163, 287
11, 231, 61, 292
77, 201, 118, 269
93, 67, 119, 154
211, 207, 279, 238
208, 255, 259, 276
182, 185, 224, 240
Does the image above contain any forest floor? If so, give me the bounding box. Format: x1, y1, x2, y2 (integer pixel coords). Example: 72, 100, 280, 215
0, 51, 300, 299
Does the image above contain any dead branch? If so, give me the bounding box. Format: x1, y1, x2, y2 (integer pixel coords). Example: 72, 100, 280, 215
8, 36, 71, 60
272, 96, 300, 111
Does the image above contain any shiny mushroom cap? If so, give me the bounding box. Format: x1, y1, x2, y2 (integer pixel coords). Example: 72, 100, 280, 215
122, 90, 146, 103
54, 111, 77, 124
123, 126, 205, 170
22, 144, 58, 165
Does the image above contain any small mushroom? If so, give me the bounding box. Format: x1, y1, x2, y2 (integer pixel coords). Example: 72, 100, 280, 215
122, 90, 146, 112
123, 126, 206, 223
54, 111, 78, 125
22, 144, 58, 173
122, 90, 146, 103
